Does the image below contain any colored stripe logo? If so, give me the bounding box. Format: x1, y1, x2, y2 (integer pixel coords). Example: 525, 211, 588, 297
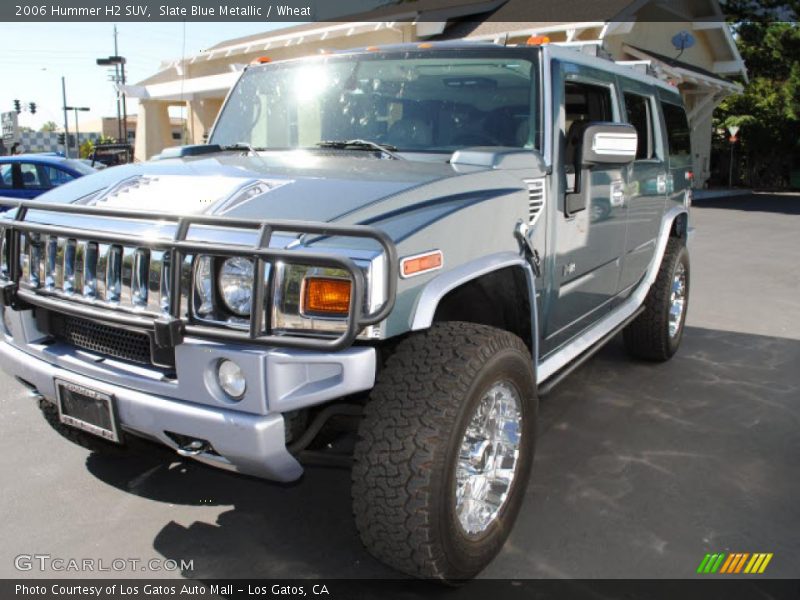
696, 553, 773, 574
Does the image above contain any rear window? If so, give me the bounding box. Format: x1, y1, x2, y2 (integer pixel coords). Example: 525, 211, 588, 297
662, 102, 691, 157
624, 92, 653, 160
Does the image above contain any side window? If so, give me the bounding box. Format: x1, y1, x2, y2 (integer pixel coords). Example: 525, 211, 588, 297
624, 92, 653, 160
0, 164, 12, 189
563, 81, 614, 168
564, 81, 613, 131
46, 166, 75, 187
662, 102, 691, 157
19, 163, 44, 189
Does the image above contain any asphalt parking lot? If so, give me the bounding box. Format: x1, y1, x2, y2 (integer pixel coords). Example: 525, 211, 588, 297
0, 193, 798, 581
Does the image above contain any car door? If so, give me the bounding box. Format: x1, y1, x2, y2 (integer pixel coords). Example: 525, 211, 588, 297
617, 80, 668, 293
541, 60, 629, 354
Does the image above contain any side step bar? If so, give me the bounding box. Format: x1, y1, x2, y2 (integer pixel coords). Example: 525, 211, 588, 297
537, 306, 645, 397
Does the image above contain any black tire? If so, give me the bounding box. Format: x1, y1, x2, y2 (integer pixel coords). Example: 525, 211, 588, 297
623, 237, 690, 361
352, 322, 537, 580
38, 397, 130, 456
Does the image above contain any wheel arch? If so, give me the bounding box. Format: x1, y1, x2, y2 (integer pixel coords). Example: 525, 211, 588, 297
670, 210, 689, 239
409, 252, 538, 354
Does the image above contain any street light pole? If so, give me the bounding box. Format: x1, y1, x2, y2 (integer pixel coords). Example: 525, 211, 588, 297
96, 54, 128, 143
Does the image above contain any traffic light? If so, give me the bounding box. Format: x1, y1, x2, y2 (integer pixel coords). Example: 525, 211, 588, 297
28, 102, 36, 115
13, 99, 21, 113
57, 133, 66, 145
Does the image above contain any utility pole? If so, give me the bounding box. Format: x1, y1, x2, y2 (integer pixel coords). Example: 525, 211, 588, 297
120, 59, 128, 142
61, 76, 70, 158
113, 25, 122, 141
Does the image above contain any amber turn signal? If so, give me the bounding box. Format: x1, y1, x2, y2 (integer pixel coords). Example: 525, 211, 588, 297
401, 250, 443, 278
526, 35, 551, 46
302, 277, 352, 316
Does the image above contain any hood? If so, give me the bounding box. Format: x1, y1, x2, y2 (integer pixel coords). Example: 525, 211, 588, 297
36, 151, 456, 223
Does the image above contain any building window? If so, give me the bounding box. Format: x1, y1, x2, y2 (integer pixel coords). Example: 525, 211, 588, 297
172, 132, 182, 141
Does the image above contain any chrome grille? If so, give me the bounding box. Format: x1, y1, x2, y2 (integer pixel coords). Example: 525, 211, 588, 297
524, 178, 545, 226
19, 233, 173, 317
0, 200, 399, 353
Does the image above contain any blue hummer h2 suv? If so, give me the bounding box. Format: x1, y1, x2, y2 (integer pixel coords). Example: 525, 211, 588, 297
0, 41, 692, 579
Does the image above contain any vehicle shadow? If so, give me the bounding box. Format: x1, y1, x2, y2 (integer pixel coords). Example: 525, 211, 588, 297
83, 325, 800, 580
694, 192, 800, 215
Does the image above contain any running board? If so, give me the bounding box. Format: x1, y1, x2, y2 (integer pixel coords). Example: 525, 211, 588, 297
537, 306, 645, 397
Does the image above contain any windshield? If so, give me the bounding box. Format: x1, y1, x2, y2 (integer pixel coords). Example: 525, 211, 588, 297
62, 159, 97, 175
210, 50, 538, 154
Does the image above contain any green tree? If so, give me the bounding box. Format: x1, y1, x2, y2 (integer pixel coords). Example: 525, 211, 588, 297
39, 121, 58, 133
714, 3, 800, 187
79, 134, 116, 159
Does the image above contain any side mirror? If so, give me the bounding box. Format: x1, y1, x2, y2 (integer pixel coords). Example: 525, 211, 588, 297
580, 122, 638, 166
565, 122, 637, 216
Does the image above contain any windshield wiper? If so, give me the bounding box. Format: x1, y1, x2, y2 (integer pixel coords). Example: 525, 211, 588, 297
221, 143, 268, 153
316, 139, 404, 160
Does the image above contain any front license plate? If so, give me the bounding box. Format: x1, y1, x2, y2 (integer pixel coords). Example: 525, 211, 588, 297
56, 380, 120, 443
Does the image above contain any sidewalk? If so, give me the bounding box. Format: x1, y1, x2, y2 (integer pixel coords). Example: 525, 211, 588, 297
692, 188, 752, 200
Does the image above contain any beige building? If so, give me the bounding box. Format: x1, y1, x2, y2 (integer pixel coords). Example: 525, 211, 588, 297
123, 0, 745, 188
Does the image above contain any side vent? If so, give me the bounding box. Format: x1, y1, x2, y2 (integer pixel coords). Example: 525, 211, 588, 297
524, 178, 546, 226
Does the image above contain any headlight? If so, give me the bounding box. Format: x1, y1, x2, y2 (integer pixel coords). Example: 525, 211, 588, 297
218, 257, 254, 317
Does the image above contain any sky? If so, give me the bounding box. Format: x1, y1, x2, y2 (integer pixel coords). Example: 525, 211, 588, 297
0, 22, 297, 131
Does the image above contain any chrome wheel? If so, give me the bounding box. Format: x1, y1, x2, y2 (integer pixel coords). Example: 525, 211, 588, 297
668, 262, 687, 338
455, 381, 522, 536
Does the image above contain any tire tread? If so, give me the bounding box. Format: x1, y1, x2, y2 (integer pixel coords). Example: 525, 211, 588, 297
352, 321, 531, 579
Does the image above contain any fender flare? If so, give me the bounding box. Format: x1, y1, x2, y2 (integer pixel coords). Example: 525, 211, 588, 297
409, 251, 540, 364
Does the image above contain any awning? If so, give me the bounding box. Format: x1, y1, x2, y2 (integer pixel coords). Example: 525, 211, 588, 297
623, 44, 743, 94
120, 70, 243, 102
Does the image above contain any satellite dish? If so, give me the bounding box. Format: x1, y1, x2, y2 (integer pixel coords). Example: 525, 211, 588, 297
671, 30, 696, 52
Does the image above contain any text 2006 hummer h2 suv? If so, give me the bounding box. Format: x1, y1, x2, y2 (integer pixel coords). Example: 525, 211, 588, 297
0, 42, 692, 579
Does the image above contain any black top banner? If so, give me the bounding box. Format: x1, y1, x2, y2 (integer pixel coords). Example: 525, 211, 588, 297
2, 0, 796, 23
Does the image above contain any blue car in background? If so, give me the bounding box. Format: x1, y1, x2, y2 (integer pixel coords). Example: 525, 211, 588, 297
0, 154, 96, 204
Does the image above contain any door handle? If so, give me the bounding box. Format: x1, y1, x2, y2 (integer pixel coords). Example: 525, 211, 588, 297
610, 180, 625, 208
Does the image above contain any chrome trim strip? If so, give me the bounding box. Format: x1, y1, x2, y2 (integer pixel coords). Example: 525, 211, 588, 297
132, 248, 150, 307
63, 238, 76, 294
82, 241, 98, 298
120, 245, 135, 306
107, 244, 122, 303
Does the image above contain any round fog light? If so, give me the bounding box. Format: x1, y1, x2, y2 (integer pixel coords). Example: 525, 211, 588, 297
217, 359, 246, 400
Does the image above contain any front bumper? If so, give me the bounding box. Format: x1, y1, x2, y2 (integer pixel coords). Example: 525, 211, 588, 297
0, 309, 377, 482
